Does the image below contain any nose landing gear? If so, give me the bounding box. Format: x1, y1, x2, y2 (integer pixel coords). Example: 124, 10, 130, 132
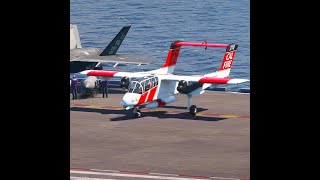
133, 108, 141, 118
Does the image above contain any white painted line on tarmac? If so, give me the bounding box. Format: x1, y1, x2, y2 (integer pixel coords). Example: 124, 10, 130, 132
90, 169, 119, 173
71, 169, 244, 180
209, 177, 241, 180
71, 170, 209, 180
71, 176, 117, 180
149, 172, 179, 177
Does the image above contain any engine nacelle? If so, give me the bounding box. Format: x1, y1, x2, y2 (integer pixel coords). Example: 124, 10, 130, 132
176, 80, 203, 94
177, 80, 187, 93
119, 77, 130, 89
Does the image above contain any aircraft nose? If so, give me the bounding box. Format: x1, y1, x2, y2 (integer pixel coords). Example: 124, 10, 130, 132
121, 96, 132, 107
121, 99, 127, 107
121, 93, 140, 108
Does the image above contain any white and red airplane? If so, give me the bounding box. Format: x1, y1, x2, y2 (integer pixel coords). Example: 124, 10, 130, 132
81, 41, 249, 118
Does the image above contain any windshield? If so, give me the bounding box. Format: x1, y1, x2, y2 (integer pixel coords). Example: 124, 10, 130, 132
128, 81, 143, 94
127, 76, 159, 94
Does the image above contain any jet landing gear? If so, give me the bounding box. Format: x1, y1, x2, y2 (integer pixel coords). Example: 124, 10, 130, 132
133, 108, 141, 118
187, 95, 197, 116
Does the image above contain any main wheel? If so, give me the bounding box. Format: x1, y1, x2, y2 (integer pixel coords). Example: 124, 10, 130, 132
134, 110, 141, 118
189, 105, 197, 115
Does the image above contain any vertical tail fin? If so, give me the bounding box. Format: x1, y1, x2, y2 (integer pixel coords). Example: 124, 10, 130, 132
99, 26, 131, 56
216, 43, 238, 77
160, 41, 182, 73
147, 41, 181, 74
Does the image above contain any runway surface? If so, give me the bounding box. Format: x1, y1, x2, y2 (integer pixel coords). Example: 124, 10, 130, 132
70, 90, 250, 180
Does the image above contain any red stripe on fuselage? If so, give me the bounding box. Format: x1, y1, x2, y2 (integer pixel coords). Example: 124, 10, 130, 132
87, 70, 118, 77
136, 86, 158, 106
199, 77, 232, 84
137, 91, 148, 105
146, 86, 158, 102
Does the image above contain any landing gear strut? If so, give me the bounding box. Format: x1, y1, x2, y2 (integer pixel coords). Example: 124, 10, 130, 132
187, 95, 197, 116
133, 108, 141, 118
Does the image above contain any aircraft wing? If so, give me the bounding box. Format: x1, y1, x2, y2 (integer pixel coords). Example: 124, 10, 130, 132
80, 70, 147, 78
71, 54, 151, 65
81, 70, 249, 85
160, 74, 249, 85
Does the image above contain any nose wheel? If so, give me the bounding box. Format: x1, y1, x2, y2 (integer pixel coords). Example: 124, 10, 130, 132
133, 108, 141, 118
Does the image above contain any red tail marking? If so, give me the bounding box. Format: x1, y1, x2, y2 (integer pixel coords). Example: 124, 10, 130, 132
218, 51, 236, 71
161, 41, 229, 69
173, 41, 228, 48
161, 48, 181, 68
146, 86, 158, 102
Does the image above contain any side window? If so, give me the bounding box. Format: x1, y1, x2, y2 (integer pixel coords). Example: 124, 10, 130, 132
145, 80, 151, 91
150, 78, 155, 88
139, 85, 143, 94
133, 83, 142, 94
128, 82, 136, 93
155, 77, 158, 86
138, 83, 143, 94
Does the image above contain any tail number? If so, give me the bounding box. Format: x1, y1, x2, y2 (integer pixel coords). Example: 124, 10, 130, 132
223, 60, 232, 69
223, 52, 234, 69
226, 52, 234, 61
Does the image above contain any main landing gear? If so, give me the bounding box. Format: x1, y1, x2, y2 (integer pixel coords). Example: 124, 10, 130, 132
131, 95, 198, 118
187, 95, 197, 116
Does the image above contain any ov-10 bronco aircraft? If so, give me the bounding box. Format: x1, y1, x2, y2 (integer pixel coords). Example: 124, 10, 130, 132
81, 41, 249, 118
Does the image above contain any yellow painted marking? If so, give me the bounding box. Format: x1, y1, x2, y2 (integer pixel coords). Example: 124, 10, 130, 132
220, 114, 240, 118
196, 112, 204, 116
86, 105, 104, 109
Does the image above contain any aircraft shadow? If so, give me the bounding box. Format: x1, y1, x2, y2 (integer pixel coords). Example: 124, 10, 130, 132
159, 105, 208, 111
70, 107, 226, 122
74, 89, 127, 99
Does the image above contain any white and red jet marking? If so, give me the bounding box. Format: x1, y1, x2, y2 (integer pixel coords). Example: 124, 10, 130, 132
81, 41, 249, 117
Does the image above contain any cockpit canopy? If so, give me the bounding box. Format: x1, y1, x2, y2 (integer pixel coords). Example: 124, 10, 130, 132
128, 76, 158, 94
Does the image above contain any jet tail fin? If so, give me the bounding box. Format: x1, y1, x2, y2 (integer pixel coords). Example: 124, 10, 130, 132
99, 26, 131, 56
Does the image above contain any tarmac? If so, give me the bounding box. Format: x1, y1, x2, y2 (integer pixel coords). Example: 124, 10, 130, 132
70, 89, 250, 180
